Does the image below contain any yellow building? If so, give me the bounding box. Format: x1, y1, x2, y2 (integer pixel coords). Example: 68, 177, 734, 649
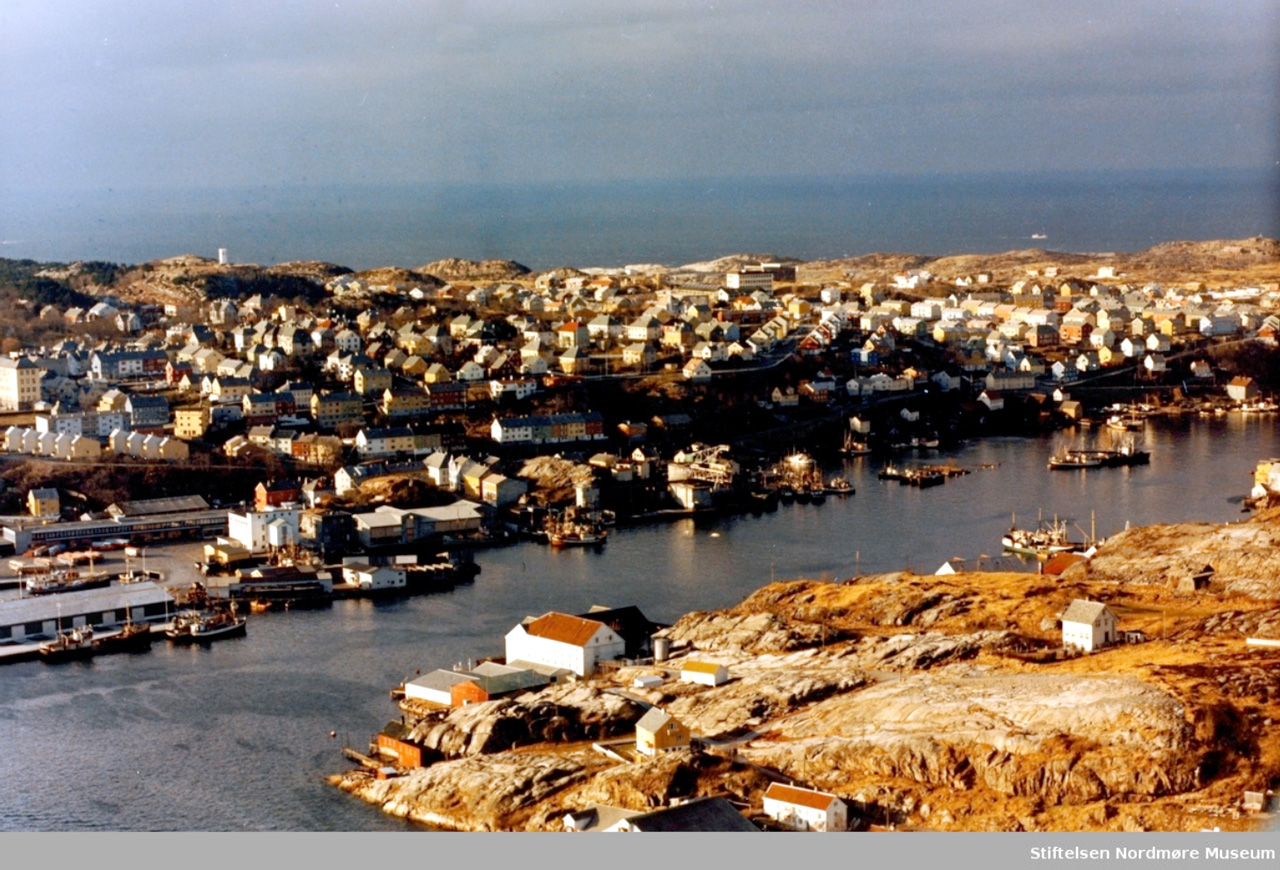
174, 407, 209, 440
635, 708, 690, 756
27, 487, 60, 519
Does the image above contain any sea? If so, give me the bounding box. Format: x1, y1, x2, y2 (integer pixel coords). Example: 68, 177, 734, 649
2, 415, 1280, 831
2, 168, 1278, 270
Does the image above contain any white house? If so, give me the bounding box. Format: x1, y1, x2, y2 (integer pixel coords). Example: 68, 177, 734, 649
1061, 599, 1118, 653
762, 783, 849, 832
680, 659, 729, 686
504, 612, 625, 676
342, 562, 406, 592
226, 507, 300, 554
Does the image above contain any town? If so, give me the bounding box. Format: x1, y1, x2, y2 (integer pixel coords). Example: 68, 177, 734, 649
1, 242, 1279, 652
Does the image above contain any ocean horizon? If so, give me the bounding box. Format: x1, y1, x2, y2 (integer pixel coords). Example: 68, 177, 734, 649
2, 168, 1277, 272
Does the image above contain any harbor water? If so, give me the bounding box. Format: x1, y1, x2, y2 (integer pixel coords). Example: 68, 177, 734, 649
2, 415, 1278, 831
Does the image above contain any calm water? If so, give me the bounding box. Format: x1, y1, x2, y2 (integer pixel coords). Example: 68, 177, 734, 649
3, 169, 1277, 270
1, 417, 1278, 830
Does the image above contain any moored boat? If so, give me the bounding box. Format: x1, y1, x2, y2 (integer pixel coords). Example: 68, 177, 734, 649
93, 622, 154, 654
39, 626, 96, 662
167, 609, 247, 643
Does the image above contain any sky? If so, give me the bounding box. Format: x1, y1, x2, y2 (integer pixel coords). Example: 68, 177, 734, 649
1, 0, 1277, 191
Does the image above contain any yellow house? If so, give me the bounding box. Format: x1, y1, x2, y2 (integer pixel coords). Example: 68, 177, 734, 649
27, 487, 60, 519
635, 708, 690, 756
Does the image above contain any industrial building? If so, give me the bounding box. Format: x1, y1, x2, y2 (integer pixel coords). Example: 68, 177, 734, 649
0, 581, 174, 642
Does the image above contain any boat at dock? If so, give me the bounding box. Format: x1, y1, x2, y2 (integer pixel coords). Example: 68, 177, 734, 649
25, 569, 114, 596
93, 622, 154, 654
1001, 523, 1081, 558
167, 608, 248, 643
38, 625, 97, 662
544, 510, 609, 547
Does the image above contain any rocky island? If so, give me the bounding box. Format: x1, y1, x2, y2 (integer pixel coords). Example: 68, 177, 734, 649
330, 507, 1280, 832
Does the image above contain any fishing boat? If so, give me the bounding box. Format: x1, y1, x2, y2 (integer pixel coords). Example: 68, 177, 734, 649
25, 569, 113, 596
840, 432, 872, 455
1001, 521, 1081, 558
1048, 450, 1104, 469
93, 621, 154, 654
167, 608, 247, 643
825, 477, 854, 496
39, 625, 97, 662
544, 510, 609, 547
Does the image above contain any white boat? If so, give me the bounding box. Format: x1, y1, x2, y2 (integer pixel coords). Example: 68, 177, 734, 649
1001, 518, 1081, 558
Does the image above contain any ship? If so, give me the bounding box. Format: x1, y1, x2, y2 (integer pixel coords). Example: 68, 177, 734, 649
167, 608, 248, 643
93, 622, 155, 654
39, 625, 97, 662
25, 569, 114, 596
544, 509, 609, 547
1001, 521, 1081, 558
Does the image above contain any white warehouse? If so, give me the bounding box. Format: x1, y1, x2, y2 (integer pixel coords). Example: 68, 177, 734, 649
504, 612, 625, 676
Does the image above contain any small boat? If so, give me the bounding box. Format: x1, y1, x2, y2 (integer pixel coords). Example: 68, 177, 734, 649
840, 432, 872, 455
826, 477, 854, 496
1031, 233, 1047, 240
777, 486, 796, 504
167, 609, 247, 643
878, 464, 906, 482
40, 625, 97, 662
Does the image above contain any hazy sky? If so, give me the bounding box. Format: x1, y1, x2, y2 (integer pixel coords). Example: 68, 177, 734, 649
3, 0, 1277, 190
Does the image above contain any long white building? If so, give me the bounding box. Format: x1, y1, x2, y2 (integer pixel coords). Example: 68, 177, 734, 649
504, 612, 625, 676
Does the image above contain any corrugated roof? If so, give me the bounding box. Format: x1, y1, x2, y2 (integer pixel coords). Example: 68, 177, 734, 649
0, 581, 172, 627
525, 612, 607, 647
764, 783, 841, 811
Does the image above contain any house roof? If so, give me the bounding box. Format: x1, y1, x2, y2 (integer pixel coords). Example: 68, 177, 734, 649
524, 612, 609, 647
624, 797, 758, 833
763, 783, 842, 811
1062, 599, 1112, 626
681, 660, 725, 674
636, 708, 676, 733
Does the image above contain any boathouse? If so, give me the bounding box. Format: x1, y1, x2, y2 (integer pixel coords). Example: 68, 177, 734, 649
375, 721, 426, 769
0, 581, 173, 643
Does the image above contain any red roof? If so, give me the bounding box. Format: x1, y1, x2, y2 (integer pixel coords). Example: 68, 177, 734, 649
525, 612, 607, 647
764, 783, 840, 811
1043, 552, 1086, 576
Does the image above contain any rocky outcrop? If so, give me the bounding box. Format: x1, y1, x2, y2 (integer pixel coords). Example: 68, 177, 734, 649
406, 684, 645, 758
743, 670, 1200, 805
662, 609, 852, 653
418, 258, 529, 280
1072, 514, 1280, 597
